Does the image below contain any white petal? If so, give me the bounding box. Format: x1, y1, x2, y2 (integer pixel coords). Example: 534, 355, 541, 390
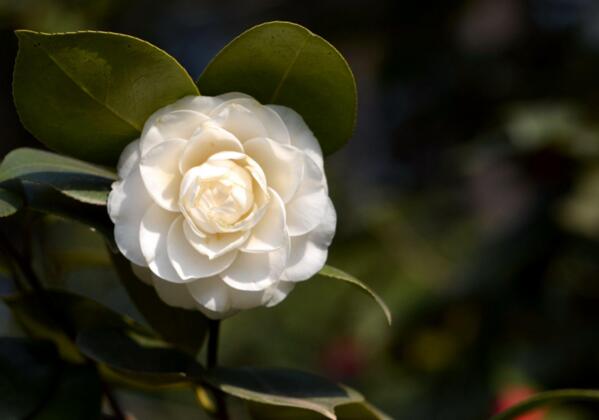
140, 139, 186, 211
265, 280, 295, 307
183, 220, 249, 259
285, 156, 328, 236
228, 287, 268, 310
117, 139, 141, 178
186, 276, 231, 313
240, 188, 287, 253
220, 247, 287, 291
216, 92, 253, 102
108, 167, 152, 266
210, 98, 290, 143
152, 275, 197, 310
282, 236, 328, 282
179, 123, 244, 174
130, 263, 153, 285
140, 110, 207, 156
308, 196, 337, 248
167, 217, 237, 280
139, 203, 182, 283
210, 102, 267, 141
282, 198, 335, 282
172, 95, 223, 114
268, 105, 323, 170
244, 138, 304, 202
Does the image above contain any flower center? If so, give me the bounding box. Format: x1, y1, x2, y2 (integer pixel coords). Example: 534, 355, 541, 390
180, 159, 254, 233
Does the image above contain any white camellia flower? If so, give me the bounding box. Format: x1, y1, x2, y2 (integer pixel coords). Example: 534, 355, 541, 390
107, 93, 336, 319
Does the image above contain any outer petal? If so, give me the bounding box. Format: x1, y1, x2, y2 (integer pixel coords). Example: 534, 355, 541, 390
167, 217, 237, 280
220, 247, 287, 291
282, 197, 336, 282
152, 275, 197, 310
140, 139, 186, 211
216, 92, 254, 102
186, 276, 231, 313
140, 109, 208, 156
240, 188, 287, 253
244, 137, 304, 203
139, 203, 181, 283
285, 155, 329, 236
229, 287, 269, 310
183, 220, 249, 259
117, 139, 141, 179
210, 98, 290, 143
267, 105, 324, 170
172, 95, 223, 114
179, 123, 244, 174
108, 167, 152, 266
265, 280, 295, 307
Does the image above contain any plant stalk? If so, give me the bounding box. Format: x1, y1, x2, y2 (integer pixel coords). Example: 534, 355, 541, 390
206, 319, 228, 420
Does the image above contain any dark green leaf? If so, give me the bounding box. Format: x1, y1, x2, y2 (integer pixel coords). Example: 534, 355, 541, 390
77, 328, 201, 385
248, 400, 391, 420
32, 364, 102, 420
318, 265, 391, 325
110, 250, 209, 354
0, 188, 22, 217
0, 338, 59, 419
22, 182, 114, 241
13, 30, 198, 165
198, 21, 357, 155
491, 389, 599, 420
205, 367, 363, 419
0, 148, 116, 205
2, 289, 149, 361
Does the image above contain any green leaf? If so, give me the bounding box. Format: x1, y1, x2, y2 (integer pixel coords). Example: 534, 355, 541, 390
0, 338, 59, 419
318, 265, 391, 325
21, 182, 114, 241
0, 187, 22, 217
198, 21, 357, 155
0, 148, 116, 205
248, 400, 391, 420
2, 289, 149, 361
109, 250, 210, 355
77, 328, 201, 386
13, 30, 199, 165
204, 367, 364, 419
491, 389, 599, 420
32, 364, 102, 420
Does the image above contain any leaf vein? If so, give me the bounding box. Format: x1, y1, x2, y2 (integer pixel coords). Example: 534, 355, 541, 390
32, 38, 142, 132
269, 34, 312, 103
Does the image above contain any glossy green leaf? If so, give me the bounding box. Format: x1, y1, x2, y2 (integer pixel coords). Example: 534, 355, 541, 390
77, 328, 201, 385
13, 30, 198, 165
110, 250, 210, 354
22, 182, 114, 241
2, 289, 149, 361
248, 400, 391, 420
318, 265, 391, 325
0, 188, 22, 217
0, 148, 116, 205
198, 21, 357, 155
32, 364, 102, 420
0, 338, 59, 419
492, 389, 599, 420
205, 367, 364, 419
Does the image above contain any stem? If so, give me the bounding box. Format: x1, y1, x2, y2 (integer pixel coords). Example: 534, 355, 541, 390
206, 320, 228, 420
0, 228, 126, 420
207, 320, 220, 368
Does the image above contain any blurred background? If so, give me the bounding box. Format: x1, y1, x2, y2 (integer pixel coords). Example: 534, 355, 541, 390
3, 0, 599, 418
